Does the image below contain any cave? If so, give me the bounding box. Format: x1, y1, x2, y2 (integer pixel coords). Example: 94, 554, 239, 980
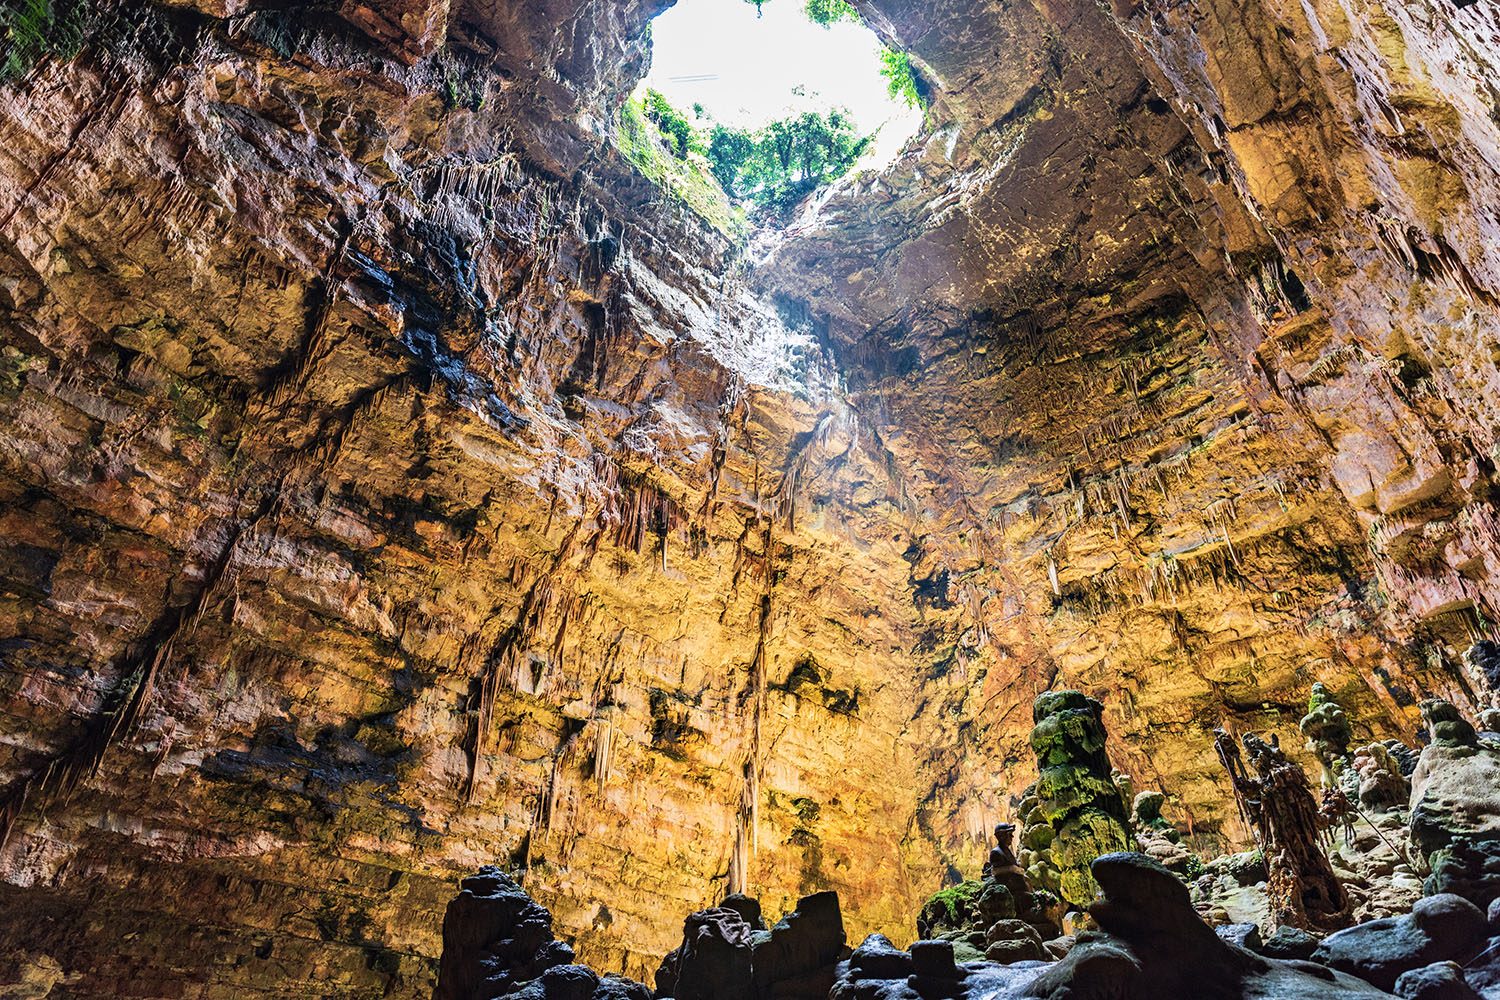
2, 0, 1500, 997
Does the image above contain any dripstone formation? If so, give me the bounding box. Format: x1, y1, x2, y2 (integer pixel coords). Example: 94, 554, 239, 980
1025, 691, 1133, 907
1216, 729, 1351, 930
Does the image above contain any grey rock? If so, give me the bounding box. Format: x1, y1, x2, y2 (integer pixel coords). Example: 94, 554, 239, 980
1216, 922, 1263, 950
1394, 961, 1482, 999
1313, 894, 1489, 991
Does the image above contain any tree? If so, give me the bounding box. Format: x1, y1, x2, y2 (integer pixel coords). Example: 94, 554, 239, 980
760, 118, 797, 177
804, 0, 858, 25
706, 125, 757, 194
879, 48, 922, 108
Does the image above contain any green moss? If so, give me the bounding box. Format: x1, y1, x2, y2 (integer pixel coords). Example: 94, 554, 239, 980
917, 879, 982, 938
1, 0, 90, 83
615, 94, 745, 241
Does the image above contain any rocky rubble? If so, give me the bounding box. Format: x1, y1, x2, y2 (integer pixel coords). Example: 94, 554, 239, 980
427, 690, 1500, 1000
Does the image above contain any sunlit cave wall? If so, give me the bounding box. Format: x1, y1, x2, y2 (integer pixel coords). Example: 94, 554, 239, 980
762, 0, 1500, 885
0, 1, 959, 994
0, 0, 1497, 997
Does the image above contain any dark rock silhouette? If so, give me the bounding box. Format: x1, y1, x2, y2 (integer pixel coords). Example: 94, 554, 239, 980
1312, 894, 1489, 992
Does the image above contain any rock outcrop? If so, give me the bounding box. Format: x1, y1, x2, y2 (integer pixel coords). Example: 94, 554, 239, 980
1027, 691, 1133, 907
1410, 701, 1500, 858
1, 0, 1500, 989
435, 866, 653, 1000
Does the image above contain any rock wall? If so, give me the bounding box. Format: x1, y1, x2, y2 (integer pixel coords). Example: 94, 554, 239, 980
0, 0, 1497, 996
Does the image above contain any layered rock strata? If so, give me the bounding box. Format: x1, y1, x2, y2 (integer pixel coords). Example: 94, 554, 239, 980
0, 0, 1499, 993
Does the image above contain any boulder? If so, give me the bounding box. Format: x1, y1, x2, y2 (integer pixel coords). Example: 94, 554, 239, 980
846, 934, 913, 980
907, 940, 962, 999
1215, 922, 1262, 950
1393, 961, 1482, 1000
508, 965, 599, 1000
654, 907, 754, 1000
915, 882, 980, 940
1258, 925, 1320, 960
1312, 894, 1489, 991
1462, 933, 1500, 998
593, 975, 654, 1000
1424, 836, 1500, 913
1410, 701, 1500, 858
982, 919, 1046, 964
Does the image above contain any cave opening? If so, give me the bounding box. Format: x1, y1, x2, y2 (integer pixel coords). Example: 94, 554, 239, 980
625, 0, 922, 221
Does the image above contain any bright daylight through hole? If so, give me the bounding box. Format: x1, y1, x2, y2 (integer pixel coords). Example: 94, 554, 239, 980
623, 0, 923, 226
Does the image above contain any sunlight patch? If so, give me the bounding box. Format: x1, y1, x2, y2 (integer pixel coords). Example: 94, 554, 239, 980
638, 0, 923, 179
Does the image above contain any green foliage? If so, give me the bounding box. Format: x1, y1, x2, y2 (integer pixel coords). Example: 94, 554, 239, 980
879, 47, 922, 108
1, 0, 89, 84
705, 108, 870, 204
917, 879, 982, 938
616, 94, 744, 239
804, 0, 859, 25
706, 125, 758, 192
643, 89, 695, 158
622, 86, 875, 225
1183, 854, 1206, 878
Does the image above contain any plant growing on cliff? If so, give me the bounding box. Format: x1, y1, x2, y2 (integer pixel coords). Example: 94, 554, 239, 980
1, 0, 89, 83
616, 93, 744, 239
804, 0, 859, 25
643, 89, 697, 159
879, 47, 923, 109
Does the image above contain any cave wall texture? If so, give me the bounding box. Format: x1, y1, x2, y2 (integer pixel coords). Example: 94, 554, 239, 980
0, 0, 1498, 995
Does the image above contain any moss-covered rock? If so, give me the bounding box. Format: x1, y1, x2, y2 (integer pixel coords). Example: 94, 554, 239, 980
916, 879, 982, 940
1028, 691, 1132, 907
1300, 682, 1353, 780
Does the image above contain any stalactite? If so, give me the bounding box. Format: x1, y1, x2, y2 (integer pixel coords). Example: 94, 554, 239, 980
0, 484, 274, 847
464, 523, 583, 806
538, 728, 582, 843
592, 711, 614, 791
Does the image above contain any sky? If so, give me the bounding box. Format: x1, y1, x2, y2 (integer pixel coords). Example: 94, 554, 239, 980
638, 0, 921, 163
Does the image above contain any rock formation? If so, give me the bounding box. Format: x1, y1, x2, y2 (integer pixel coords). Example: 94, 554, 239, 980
1351, 743, 1412, 814
1027, 691, 1134, 908
435, 866, 651, 1000
1216, 729, 1351, 929
1132, 789, 1197, 874
1303, 683, 1356, 783
2, 0, 1500, 989
1410, 700, 1500, 859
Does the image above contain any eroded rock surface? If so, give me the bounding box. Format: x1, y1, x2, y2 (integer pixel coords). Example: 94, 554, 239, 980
1, 0, 1500, 991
